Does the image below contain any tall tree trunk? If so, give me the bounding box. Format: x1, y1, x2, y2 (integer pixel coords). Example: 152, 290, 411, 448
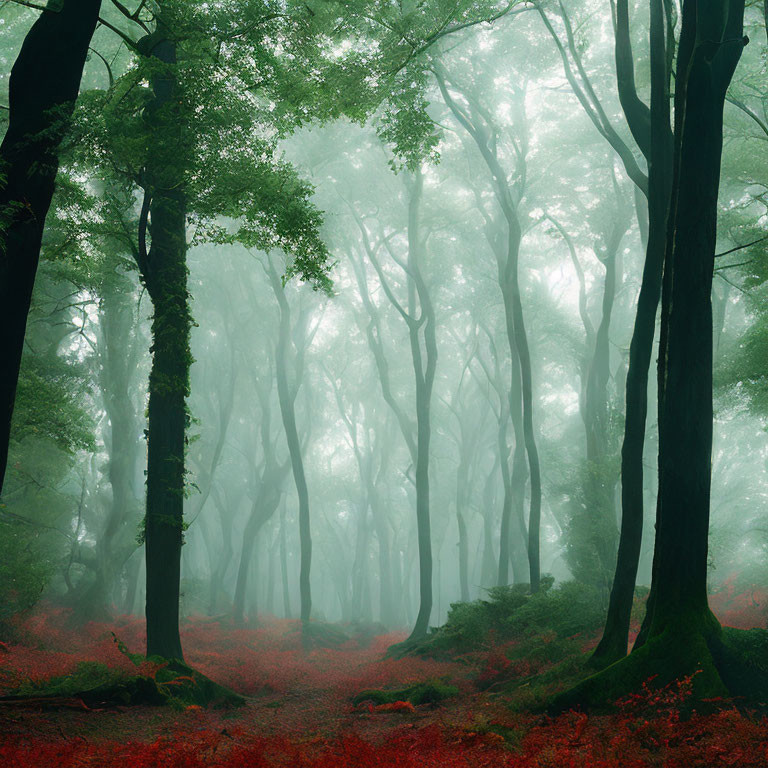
141, 31, 190, 662
351, 502, 372, 619
480, 454, 498, 587
639, 0, 745, 646
79, 274, 142, 619
557, 2, 748, 710
352, 170, 436, 640
123, 552, 142, 615
206, 489, 234, 616
405, 172, 437, 641
0, 0, 102, 494
266, 259, 312, 637
455, 445, 470, 602
436, 71, 541, 591
590, 0, 675, 669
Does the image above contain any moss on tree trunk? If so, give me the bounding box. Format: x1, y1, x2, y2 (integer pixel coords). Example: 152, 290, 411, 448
556, 1, 753, 711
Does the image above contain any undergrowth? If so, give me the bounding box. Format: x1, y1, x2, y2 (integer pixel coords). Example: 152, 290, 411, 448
1, 594, 767, 767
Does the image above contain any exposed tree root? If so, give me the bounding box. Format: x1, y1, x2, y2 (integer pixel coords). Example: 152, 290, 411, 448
0, 660, 245, 710
550, 626, 768, 714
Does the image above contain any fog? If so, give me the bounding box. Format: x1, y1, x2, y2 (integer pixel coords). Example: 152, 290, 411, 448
1, 1, 767, 759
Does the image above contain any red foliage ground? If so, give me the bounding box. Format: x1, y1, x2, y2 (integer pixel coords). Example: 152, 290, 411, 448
710, 576, 768, 631
1, 603, 767, 767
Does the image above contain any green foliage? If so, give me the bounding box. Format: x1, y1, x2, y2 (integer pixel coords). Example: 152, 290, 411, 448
561, 457, 620, 591
353, 679, 458, 706
427, 584, 532, 653
417, 579, 606, 655
14, 661, 124, 697
0, 260, 97, 623
12, 354, 94, 454
377, 66, 440, 171
0, 521, 55, 629
506, 581, 605, 639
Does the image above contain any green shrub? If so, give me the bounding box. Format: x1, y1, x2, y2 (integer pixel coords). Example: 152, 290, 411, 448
416, 579, 605, 656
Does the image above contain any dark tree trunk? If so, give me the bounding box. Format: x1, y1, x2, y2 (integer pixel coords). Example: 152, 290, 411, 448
140, 33, 191, 662
590, 0, 674, 669
557, 2, 748, 709
0, 0, 102, 494
639, 0, 745, 645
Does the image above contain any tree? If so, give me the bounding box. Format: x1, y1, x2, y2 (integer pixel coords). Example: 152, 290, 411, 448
434, 64, 542, 591
72, 0, 355, 659
556, 0, 759, 709
264, 255, 322, 639
591, 0, 676, 669
0, 0, 102, 495
353, 170, 438, 642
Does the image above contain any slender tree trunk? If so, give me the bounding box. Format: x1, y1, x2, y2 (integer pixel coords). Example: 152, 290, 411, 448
455, 450, 470, 602
266, 532, 278, 616
405, 172, 437, 641
372, 495, 396, 625
73, 270, 143, 621
233, 492, 275, 625
279, 503, 292, 619
501, 231, 541, 592
0, 0, 102, 494
496, 230, 537, 589
437, 71, 541, 590
81, 273, 143, 618
123, 552, 142, 615
557, 2, 749, 709
591, 0, 675, 668
206, 491, 234, 615
266, 260, 312, 637
351, 503, 372, 619
480, 454, 498, 587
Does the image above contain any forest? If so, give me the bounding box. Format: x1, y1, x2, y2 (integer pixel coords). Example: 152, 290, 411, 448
1, 0, 768, 765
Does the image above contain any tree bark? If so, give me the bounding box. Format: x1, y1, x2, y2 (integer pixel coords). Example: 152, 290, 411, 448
590, 0, 675, 668
140, 31, 191, 662
350, 171, 437, 641
557, 2, 749, 709
0, 0, 102, 494
640, 0, 745, 644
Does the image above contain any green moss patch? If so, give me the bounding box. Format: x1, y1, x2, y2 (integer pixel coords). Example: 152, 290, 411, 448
353, 680, 458, 707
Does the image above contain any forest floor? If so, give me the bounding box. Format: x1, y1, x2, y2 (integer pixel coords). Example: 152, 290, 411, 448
1, 587, 767, 767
